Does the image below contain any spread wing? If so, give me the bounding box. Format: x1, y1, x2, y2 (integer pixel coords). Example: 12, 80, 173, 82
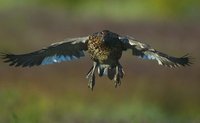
1, 37, 89, 67
119, 36, 192, 68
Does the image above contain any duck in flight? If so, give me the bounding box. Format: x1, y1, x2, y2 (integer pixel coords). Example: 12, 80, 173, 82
1, 30, 192, 90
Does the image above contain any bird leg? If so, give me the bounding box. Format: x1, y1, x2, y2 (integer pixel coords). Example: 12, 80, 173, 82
86, 62, 97, 90
113, 64, 124, 88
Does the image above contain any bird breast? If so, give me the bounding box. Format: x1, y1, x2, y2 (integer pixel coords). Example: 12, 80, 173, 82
87, 36, 123, 64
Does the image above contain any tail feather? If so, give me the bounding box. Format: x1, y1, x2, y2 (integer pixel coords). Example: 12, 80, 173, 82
97, 64, 124, 80
98, 66, 108, 77
97, 64, 115, 79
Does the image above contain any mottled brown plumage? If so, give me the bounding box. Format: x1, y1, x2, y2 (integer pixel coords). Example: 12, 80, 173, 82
0, 30, 192, 90
86, 30, 125, 89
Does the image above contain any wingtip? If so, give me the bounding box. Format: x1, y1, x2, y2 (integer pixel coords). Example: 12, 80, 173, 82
179, 53, 194, 67
0, 51, 13, 57
0, 52, 7, 59
159, 53, 194, 68
0, 52, 19, 67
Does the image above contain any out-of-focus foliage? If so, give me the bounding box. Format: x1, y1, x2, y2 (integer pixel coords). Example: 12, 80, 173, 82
0, 0, 199, 21
0, 0, 200, 123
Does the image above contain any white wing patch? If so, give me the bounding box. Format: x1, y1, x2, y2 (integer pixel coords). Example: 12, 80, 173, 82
141, 54, 156, 60
140, 53, 164, 65
41, 53, 83, 65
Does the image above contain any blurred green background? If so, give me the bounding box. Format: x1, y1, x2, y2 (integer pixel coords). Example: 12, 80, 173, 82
0, 0, 200, 123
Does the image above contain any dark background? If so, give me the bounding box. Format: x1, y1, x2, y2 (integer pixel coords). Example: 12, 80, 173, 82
0, 0, 200, 123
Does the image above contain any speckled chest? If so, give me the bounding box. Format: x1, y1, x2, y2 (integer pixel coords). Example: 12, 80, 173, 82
87, 35, 123, 64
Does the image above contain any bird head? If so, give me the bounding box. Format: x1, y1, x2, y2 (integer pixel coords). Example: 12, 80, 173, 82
101, 30, 119, 43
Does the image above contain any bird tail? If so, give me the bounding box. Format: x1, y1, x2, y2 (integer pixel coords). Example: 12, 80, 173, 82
97, 64, 108, 77
97, 64, 124, 80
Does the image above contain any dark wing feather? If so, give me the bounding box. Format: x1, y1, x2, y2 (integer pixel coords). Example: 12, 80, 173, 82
1, 37, 88, 67
119, 36, 192, 68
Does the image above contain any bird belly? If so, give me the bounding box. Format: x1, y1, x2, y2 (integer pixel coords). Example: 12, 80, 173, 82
88, 43, 122, 65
